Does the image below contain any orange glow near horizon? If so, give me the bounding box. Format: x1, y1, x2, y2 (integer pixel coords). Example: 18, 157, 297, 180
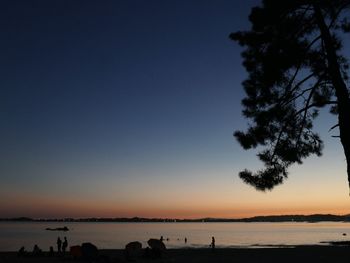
1, 149, 349, 219
1, 190, 350, 219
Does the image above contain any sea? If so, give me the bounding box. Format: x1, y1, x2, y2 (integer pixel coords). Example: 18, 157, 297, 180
0, 221, 349, 251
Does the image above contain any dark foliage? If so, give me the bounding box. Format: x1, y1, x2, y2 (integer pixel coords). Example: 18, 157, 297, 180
232, 0, 350, 191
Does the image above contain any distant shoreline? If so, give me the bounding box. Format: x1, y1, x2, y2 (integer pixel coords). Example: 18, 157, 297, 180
1, 214, 350, 223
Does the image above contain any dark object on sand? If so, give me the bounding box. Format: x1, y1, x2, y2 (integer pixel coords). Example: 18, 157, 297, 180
125, 241, 142, 260
147, 239, 166, 258
342, 233, 347, 236
70, 245, 82, 259
147, 239, 166, 251
327, 241, 350, 246
81, 242, 99, 261
46, 226, 69, 231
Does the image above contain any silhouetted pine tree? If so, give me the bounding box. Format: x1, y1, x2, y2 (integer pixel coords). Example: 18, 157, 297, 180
231, 0, 350, 191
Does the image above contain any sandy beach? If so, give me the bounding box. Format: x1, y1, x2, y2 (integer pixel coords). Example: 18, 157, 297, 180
1, 245, 350, 263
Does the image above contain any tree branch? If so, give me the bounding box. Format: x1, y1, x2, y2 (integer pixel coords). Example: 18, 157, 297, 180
296, 77, 319, 144
327, 1, 350, 29
329, 123, 339, 132
279, 34, 322, 104
294, 101, 337, 117
280, 72, 317, 105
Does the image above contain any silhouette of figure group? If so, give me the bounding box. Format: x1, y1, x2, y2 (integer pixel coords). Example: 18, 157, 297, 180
18, 236, 69, 257
57, 236, 68, 254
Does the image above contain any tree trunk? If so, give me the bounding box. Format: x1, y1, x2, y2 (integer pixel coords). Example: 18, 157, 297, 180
314, 5, 350, 189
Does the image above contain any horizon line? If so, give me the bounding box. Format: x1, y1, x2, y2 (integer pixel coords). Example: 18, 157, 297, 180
2, 213, 349, 221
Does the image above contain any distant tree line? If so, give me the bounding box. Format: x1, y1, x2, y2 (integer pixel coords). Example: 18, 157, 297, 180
2, 214, 350, 222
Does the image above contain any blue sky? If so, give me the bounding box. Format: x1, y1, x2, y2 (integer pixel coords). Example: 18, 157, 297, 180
0, 0, 349, 218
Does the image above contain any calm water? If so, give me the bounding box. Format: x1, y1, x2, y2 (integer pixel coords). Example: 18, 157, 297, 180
0, 222, 349, 251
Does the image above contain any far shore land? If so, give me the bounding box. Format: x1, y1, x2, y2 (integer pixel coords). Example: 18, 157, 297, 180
2, 213, 350, 223
2, 245, 350, 263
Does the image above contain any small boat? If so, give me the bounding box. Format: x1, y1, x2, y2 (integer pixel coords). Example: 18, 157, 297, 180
45, 226, 69, 231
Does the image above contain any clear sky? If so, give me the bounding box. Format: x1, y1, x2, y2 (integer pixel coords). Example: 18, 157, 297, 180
1, 0, 349, 219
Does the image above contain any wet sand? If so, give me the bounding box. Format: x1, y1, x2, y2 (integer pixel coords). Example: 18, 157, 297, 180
1, 246, 350, 263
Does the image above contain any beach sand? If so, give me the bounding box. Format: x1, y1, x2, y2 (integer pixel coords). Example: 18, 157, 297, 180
1, 246, 350, 263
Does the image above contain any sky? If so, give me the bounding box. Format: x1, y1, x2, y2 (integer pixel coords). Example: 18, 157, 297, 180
0, 0, 349, 219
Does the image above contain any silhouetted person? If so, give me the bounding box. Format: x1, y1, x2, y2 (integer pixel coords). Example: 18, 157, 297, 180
57, 237, 62, 253
32, 244, 42, 256
185, 237, 187, 243
211, 236, 215, 251
62, 237, 68, 254
160, 236, 164, 242
49, 246, 54, 257
18, 246, 26, 257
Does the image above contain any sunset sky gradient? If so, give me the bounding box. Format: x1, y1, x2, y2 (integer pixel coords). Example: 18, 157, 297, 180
1, 0, 349, 219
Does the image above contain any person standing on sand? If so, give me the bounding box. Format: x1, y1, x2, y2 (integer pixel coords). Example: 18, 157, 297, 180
57, 237, 62, 253
211, 236, 215, 250
49, 246, 54, 257
62, 237, 68, 253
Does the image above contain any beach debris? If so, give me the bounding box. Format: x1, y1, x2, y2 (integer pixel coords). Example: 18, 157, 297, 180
70, 245, 82, 259
46, 226, 69, 231
342, 233, 347, 236
81, 242, 99, 261
125, 241, 142, 260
